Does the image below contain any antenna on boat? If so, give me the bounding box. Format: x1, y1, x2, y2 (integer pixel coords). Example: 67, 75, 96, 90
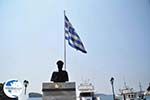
139, 82, 142, 92
123, 77, 127, 89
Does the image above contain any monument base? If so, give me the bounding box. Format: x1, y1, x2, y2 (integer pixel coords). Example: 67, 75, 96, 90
42, 82, 76, 100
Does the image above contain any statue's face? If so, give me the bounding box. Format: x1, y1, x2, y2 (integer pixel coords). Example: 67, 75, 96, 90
58, 65, 63, 70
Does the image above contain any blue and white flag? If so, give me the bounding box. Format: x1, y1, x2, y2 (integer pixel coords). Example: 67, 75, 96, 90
64, 15, 87, 53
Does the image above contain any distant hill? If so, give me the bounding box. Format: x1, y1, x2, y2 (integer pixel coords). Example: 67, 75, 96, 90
27, 92, 42, 100
95, 93, 113, 100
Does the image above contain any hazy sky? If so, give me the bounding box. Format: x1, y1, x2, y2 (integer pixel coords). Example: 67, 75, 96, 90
0, 0, 150, 96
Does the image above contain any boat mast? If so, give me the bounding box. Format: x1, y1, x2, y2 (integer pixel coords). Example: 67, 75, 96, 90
139, 82, 142, 92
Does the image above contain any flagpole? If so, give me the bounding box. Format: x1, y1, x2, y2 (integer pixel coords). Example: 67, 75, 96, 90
64, 10, 66, 70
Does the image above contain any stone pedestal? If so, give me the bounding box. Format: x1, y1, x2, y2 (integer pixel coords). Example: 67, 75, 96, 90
42, 82, 76, 100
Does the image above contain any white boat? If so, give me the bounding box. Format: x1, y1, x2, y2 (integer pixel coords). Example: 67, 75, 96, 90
78, 81, 96, 100
144, 83, 150, 96
119, 84, 145, 100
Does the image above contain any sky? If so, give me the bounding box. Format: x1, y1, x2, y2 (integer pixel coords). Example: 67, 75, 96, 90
0, 0, 150, 97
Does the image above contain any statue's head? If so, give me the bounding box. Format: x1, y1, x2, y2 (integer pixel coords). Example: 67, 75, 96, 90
56, 60, 64, 70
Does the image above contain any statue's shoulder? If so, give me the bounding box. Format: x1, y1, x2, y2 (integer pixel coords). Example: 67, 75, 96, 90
62, 70, 68, 76
52, 71, 58, 73
62, 70, 68, 73
52, 71, 58, 76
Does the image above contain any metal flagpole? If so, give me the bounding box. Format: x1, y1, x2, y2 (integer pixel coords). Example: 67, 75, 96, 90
64, 10, 66, 70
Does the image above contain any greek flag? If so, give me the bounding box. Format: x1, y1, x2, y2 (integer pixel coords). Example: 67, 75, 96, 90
64, 15, 87, 53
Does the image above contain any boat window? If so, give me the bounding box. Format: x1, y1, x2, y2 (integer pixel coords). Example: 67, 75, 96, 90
131, 95, 134, 98
80, 92, 94, 96
128, 95, 130, 98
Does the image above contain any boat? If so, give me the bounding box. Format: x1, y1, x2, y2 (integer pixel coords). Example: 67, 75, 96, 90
78, 81, 96, 100
119, 82, 146, 100
144, 83, 150, 96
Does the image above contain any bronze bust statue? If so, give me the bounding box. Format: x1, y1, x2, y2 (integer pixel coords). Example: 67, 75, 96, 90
51, 60, 69, 82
